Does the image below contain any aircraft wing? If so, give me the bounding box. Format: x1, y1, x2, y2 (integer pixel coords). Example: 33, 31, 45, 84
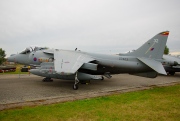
138, 57, 167, 75
54, 50, 95, 75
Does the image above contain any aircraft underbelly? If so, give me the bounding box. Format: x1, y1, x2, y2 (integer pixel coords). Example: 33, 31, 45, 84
78, 63, 152, 75
93, 59, 152, 74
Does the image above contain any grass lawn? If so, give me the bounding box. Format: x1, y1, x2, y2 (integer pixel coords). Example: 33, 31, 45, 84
0, 84, 180, 121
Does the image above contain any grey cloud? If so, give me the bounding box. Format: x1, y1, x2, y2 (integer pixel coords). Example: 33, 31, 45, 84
0, 0, 180, 56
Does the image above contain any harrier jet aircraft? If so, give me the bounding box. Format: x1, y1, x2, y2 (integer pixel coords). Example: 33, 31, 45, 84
162, 55, 180, 75
7, 31, 169, 90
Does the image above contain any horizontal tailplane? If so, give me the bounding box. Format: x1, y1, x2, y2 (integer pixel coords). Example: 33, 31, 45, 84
138, 57, 167, 75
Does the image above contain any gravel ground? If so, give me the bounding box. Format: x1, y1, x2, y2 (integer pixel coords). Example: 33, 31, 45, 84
0, 73, 179, 110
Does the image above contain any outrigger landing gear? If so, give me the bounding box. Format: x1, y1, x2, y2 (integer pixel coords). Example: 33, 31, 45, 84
42, 77, 53, 82
73, 72, 79, 90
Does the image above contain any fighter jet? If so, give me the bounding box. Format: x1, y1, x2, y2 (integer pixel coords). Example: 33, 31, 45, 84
162, 55, 180, 75
7, 46, 54, 66
7, 31, 169, 90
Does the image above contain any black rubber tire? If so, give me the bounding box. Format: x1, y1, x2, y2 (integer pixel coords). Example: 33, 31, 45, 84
101, 76, 104, 80
73, 84, 78, 90
42, 78, 46, 82
169, 71, 175, 76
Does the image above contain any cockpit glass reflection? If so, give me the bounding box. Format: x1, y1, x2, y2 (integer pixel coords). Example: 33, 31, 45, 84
20, 46, 48, 54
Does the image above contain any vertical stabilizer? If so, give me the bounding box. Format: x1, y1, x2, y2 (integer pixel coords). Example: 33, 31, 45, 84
126, 31, 169, 59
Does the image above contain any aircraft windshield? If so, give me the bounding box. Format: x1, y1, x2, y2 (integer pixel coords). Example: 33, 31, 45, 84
20, 46, 48, 54
20, 47, 33, 54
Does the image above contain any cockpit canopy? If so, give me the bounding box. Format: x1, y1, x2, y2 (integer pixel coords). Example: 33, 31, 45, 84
20, 46, 48, 54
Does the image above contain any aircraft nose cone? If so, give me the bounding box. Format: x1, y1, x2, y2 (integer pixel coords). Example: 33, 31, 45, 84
7, 55, 15, 62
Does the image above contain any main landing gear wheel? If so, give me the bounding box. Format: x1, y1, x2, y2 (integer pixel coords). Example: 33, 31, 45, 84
169, 71, 175, 76
42, 77, 53, 82
73, 84, 78, 90
101, 76, 104, 80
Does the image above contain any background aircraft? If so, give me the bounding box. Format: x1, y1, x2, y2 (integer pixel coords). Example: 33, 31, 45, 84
162, 55, 180, 75
7, 31, 169, 90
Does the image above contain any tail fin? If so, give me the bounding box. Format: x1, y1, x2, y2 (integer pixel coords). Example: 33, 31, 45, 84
126, 31, 169, 59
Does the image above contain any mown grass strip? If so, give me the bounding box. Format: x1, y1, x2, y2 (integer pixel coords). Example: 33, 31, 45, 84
0, 84, 180, 121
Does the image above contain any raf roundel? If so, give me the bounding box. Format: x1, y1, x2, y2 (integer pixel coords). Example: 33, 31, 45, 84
33, 57, 37, 61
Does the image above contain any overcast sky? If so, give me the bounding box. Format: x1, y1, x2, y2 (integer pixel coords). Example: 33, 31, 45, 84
0, 0, 180, 57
